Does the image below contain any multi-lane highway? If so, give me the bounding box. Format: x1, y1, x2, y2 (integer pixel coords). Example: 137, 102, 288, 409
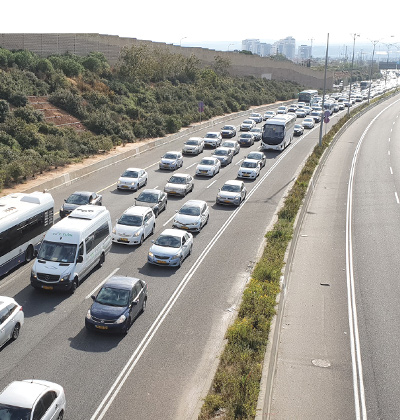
0, 101, 360, 419
269, 92, 400, 419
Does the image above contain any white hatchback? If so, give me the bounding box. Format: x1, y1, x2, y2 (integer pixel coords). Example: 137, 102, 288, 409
237, 159, 261, 179
0, 379, 66, 420
172, 200, 209, 232
0, 296, 24, 348
112, 206, 155, 245
117, 167, 148, 191
195, 157, 221, 177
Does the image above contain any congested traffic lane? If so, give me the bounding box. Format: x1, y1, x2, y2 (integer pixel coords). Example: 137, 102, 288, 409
0, 102, 342, 419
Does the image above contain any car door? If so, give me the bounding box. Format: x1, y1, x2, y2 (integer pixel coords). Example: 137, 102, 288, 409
0, 307, 12, 347
130, 282, 142, 319
201, 204, 208, 227
143, 212, 152, 238
33, 390, 58, 420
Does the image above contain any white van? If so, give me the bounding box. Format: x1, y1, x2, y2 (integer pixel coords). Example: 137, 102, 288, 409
30, 205, 112, 293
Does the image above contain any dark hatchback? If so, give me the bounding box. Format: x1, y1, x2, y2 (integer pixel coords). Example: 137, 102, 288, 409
60, 191, 102, 218
85, 276, 147, 334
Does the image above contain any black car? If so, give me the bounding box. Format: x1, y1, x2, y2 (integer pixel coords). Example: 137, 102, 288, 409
135, 189, 167, 217
85, 276, 147, 334
60, 191, 102, 218
294, 124, 304, 136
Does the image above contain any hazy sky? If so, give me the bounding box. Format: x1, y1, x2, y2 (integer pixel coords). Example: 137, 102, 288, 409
3, 0, 399, 50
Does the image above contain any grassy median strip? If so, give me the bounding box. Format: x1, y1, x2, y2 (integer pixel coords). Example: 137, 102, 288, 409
198, 102, 375, 419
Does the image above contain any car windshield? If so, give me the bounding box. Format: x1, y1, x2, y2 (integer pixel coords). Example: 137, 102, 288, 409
243, 120, 253, 124
222, 184, 240, 192
179, 205, 201, 216
241, 161, 257, 168
163, 153, 178, 160
121, 170, 139, 178
205, 133, 217, 138
200, 159, 214, 166
186, 140, 199, 145
263, 125, 284, 140
137, 192, 158, 203
295, 124, 302, 129
251, 128, 261, 132
168, 176, 187, 184
241, 134, 252, 138
222, 142, 234, 148
222, 126, 233, 130
213, 149, 228, 156
247, 153, 262, 160
0, 404, 31, 420
96, 287, 130, 307
155, 235, 181, 248
38, 241, 77, 263
65, 193, 89, 205
118, 214, 143, 227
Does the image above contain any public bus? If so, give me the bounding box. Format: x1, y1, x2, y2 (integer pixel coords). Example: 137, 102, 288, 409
323, 101, 335, 116
360, 81, 371, 91
261, 114, 296, 151
0, 191, 54, 277
298, 90, 319, 105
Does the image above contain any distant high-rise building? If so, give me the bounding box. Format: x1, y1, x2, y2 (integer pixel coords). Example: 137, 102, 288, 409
241, 37, 295, 59
298, 45, 311, 60
242, 39, 260, 55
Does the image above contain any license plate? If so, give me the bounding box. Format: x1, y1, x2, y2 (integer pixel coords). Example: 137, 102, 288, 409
156, 260, 168, 264
121, 185, 129, 189
95, 325, 108, 330
200, 170, 207, 173
180, 226, 188, 229
224, 200, 231, 203
243, 174, 250, 177
119, 238, 129, 242
42, 285, 53, 290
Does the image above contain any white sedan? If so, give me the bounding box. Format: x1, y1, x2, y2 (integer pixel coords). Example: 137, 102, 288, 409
237, 159, 261, 179
203, 132, 222, 148
216, 180, 247, 206
148, 229, 193, 267
164, 173, 194, 196
0, 379, 66, 420
195, 157, 221, 177
0, 296, 24, 348
221, 140, 240, 155
112, 206, 155, 245
159, 151, 183, 170
302, 117, 315, 129
240, 119, 256, 131
117, 167, 148, 191
172, 199, 209, 232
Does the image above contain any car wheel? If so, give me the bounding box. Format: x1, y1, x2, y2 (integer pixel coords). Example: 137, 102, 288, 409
190, 184, 194, 192
178, 256, 183, 268
139, 235, 144, 246
25, 245, 34, 262
188, 245, 193, 256
151, 224, 155, 236
141, 297, 147, 313
163, 201, 167, 212
98, 252, 105, 268
124, 316, 132, 334
144, 177, 148, 186
57, 411, 64, 420
12, 323, 20, 341
70, 278, 79, 294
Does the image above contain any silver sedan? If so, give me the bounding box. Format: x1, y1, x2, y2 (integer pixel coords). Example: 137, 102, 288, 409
164, 173, 194, 196
172, 200, 209, 232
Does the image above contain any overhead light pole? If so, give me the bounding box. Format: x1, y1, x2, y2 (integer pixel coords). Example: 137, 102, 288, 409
347, 33, 360, 115
367, 39, 380, 104
318, 33, 329, 147
179, 37, 187, 47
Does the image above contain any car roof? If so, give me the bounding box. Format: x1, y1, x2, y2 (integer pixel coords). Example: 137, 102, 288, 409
205, 131, 220, 135
214, 147, 231, 152
169, 173, 190, 178
123, 206, 152, 216
104, 275, 140, 289
0, 380, 52, 408
180, 199, 207, 208
138, 189, 161, 195
224, 180, 244, 187
188, 137, 202, 141
70, 191, 94, 197
0, 296, 16, 309
123, 167, 143, 172
247, 151, 263, 156
163, 151, 180, 155
160, 228, 188, 238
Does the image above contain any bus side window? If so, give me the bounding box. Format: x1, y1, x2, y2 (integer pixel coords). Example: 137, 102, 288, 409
78, 242, 84, 257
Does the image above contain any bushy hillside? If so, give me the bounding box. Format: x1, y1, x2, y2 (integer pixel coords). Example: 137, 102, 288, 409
0, 45, 302, 190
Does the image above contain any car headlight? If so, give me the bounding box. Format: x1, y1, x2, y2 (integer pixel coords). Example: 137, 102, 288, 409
115, 314, 127, 324
133, 230, 141, 237
112, 228, 116, 234
60, 273, 71, 282
86, 309, 92, 320
171, 254, 181, 260
148, 251, 154, 258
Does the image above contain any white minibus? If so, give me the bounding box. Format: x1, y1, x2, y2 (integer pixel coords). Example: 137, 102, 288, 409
31, 205, 112, 292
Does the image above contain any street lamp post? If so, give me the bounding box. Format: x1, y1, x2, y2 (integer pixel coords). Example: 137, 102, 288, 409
318, 33, 329, 147
348, 33, 360, 115
367, 39, 380, 104
179, 37, 187, 47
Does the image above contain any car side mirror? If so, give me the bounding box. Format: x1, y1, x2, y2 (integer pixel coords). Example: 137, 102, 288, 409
77, 255, 83, 263
33, 249, 38, 257
91, 295, 96, 301
151, 240, 155, 244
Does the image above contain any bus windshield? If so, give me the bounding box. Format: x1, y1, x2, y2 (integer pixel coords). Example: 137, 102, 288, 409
263, 125, 284, 144
38, 241, 77, 263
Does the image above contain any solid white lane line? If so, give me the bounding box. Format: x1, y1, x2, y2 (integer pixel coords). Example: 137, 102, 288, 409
390, 167, 393, 175
395, 192, 399, 204
345, 100, 399, 420
388, 150, 391, 155
85, 268, 120, 299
